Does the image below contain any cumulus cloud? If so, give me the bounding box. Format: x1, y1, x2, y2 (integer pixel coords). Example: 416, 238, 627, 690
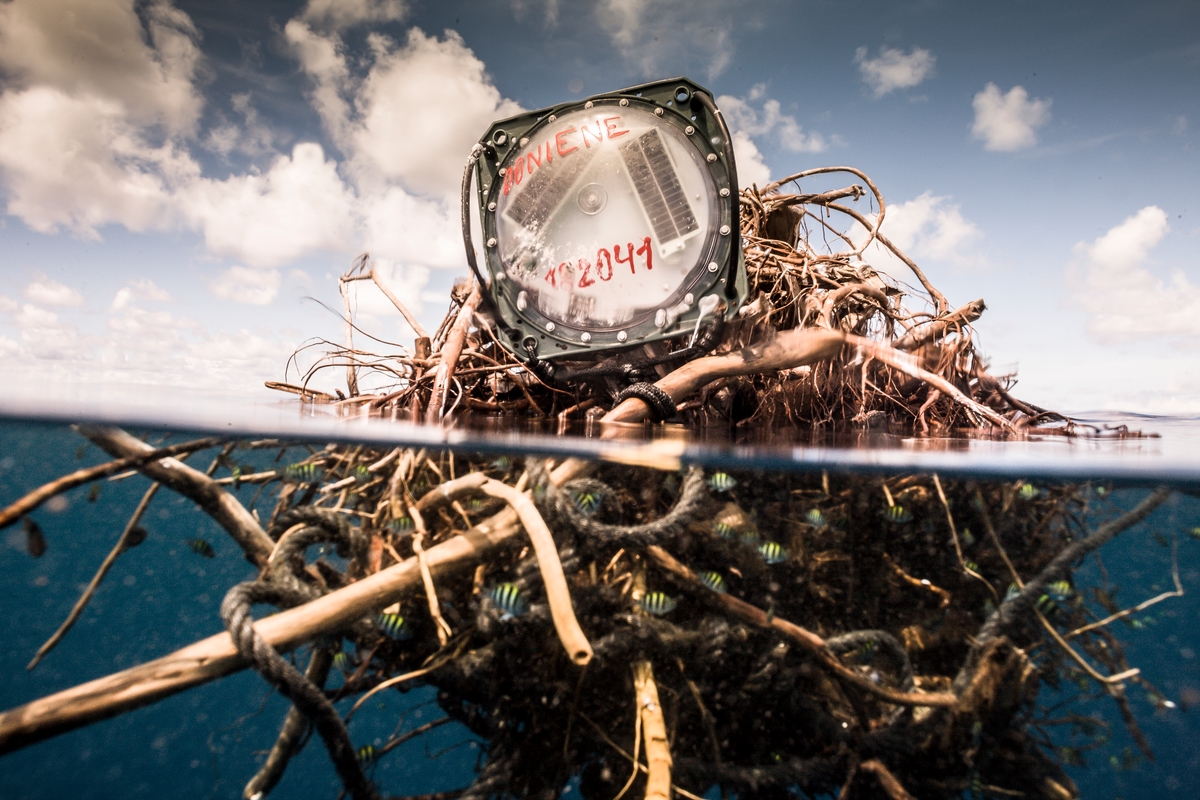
596, 0, 735, 80
971, 83, 1052, 151
716, 85, 829, 188
25, 274, 85, 307
210, 266, 283, 306
299, 0, 409, 32
853, 193, 985, 279
854, 46, 935, 97
183, 143, 356, 267
1067, 206, 1200, 343
0, 0, 204, 133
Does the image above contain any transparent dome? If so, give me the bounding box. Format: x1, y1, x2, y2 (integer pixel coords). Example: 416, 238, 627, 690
494, 105, 718, 332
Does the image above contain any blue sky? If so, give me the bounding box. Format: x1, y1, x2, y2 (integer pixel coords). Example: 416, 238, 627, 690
0, 0, 1197, 413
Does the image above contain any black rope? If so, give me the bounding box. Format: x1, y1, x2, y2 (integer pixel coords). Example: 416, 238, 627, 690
536, 466, 709, 551
825, 629, 916, 691
220, 582, 380, 800
613, 382, 676, 422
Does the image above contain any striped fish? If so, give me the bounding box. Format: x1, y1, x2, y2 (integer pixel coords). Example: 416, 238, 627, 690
882, 505, 912, 524
332, 652, 352, 672
707, 472, 737, 492
960, 527, 976, 547
1046, 580, 1072, 602
23, 518, 46, 558
638, 592, 678, 616
487, 582, 530, 617
757, 541, 787, 564
1018, 483, 1039, 500
739, 530, 761, 545
697, 571, 726, 593
283, 462, 324, 484
376, 612, 412, 641
570, 489, 602, 516
963, 561, 980, 574
1004, 583, 1021, 602
804, 508, 828, 529
186, 538, 215, 558
353, 464, 371, 484
356, 745, 377, 764
390, 515, 414, 533
713, 521, 736, 540
492, 456, 511, 472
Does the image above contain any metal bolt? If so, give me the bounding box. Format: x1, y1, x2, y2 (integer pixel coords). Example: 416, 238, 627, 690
655, 309, 666, 327
487, 201, 496, 211
519, 137, 529, 146
516, 291, 527, 311
580, 332, 591, 343
548, 114, 557, 122
498, 167, 506, 176
486, 237, 497, 247
719, 224, 730, 236
719, 187, 730, 197
685, 125, 695, 135
619, 98, 629, 107
584, 101, 594, 109
546, 322, 556, 332
616, 331, 628, 342
706, 153, 717, 163
707, 261, 718, 272
654, 108, 664, 117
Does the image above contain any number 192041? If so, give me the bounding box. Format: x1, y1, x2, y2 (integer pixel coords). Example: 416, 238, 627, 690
545, 237, 653, 289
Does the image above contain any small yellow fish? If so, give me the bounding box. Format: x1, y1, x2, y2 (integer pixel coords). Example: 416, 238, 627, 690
757, 541, 787, 564
697, 571, 726, 593
804, 509, 828, 528
882, 505, 912, 524
487, 582, 530, 617
377, 612, 412, 640
186, 538, 215, 558
713, 521, 736, 540
638, 592, 678, 615
707, 472, 737, 492
356, 744, 377, 764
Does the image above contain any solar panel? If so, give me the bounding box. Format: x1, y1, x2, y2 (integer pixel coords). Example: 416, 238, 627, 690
504, 146, 596, 230
620, 128, 698, 250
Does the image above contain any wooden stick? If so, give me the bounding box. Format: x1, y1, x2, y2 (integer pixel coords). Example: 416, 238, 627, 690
845, 335, 1018, 434
632, 661, 672, 800
0, 509, 523, 755
893, 299, 986, 352
646, 546, 957, 708
27, 482, 162, 670
77, 426, 276, 566
478, 478, 593, 666
426, 283, 481, 423
0, 435, 223, 530
371, 267, 429, 339
603, 328, 845, 423
408, 504, 453, 646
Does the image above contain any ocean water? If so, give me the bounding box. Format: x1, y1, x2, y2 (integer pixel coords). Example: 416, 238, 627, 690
1, 408, 1199, 800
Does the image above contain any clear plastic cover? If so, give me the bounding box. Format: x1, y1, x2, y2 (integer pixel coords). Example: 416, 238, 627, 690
495, 106, 717, 331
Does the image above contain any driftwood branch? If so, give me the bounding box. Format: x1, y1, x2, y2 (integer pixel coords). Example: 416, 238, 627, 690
426, 283, 481, 423
371, 266, 429, 339
77, 426, 276, 566
632, 660, 672, 800
893, 299, 986, 351
0, 435, 222, 530
605, 328, 845, 423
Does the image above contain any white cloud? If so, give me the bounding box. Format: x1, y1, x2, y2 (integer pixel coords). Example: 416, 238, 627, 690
0, 0, 204, 133
716, 86, 829, 188
112, 279, 172, 310
299, 0, 409, 32
11, 303, 88, 360
1067, 206, 1200, 343
971, 83, 1052, 152
210, 266, 283, 306
183, 143, 356, 267
25, 274, 85, 306
881, 192, 984, 267
854, 46, 935, 97
596, 0, 735, 81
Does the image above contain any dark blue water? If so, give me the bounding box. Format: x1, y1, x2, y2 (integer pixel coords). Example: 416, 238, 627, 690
2, 419, 1199, 799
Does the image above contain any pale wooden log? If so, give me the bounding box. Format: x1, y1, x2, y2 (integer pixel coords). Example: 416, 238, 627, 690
78, 426, 277, 566
633, 661, 672, 800
425, 283, 481, 423
0, 435, 222, 530
0, 511, 521, 755
603, 328, 845, 423
479, 478, 593, 665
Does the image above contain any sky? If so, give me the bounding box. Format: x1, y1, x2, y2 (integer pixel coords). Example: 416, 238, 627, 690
0, 0, 1197, 415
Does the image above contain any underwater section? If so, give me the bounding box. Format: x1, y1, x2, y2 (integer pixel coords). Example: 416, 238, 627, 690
1, 420, 1200, 799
